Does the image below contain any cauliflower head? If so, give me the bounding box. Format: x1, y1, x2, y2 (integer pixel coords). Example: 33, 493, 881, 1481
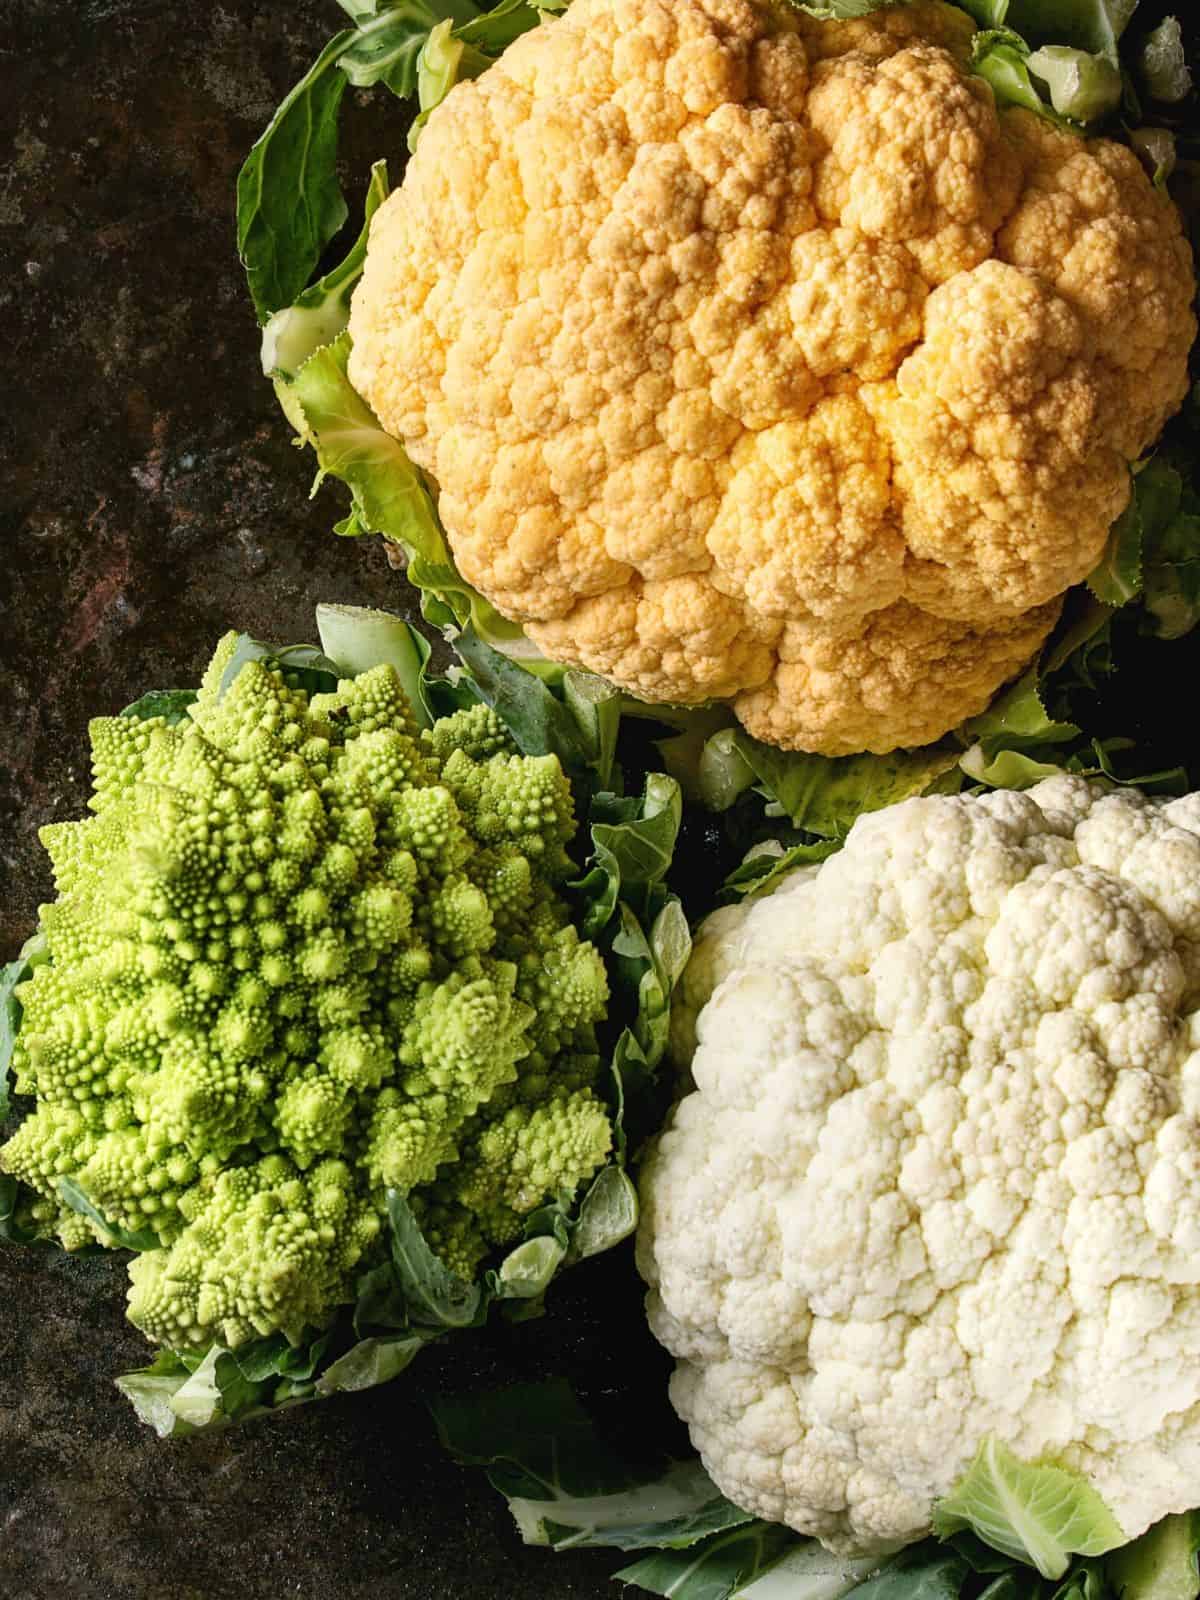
637, 776, 1200, 1554
2, 641, 612, 1350
347, 0, 1195, 757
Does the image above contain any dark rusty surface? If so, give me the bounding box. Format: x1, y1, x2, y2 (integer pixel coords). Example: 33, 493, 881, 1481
0, 4, 670, 1594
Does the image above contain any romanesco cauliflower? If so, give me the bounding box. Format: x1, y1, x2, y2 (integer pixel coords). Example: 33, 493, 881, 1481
1, 638, 612, 1353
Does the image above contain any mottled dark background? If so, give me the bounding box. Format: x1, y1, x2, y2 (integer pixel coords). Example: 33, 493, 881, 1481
0, 4, 670, 1594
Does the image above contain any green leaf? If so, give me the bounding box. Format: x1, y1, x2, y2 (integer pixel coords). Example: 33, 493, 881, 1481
569, 1165, 638, 1260
561, 671, 623, 792
728, 733, 960, 839
733, 1544, 888, 1600
1026, 44, 1123, 120
118, 689, 198, 725
787, 0, 905, 16
1087, 493, 1143, 606
216, 634, 340, 700
431, 1377, 634, 1499
721, 839, 839, 902
337, 0, 479, 96
289, 334, 444, 552
961, 747, 1068, 788
965, 675, 1075, 739
956, 0, 1009, 23
616, 1522, 797, 1599
315, 601, 433, 727
454, 625, 599, 785
407, 18, 492, 149
163, 1347, 227, 1431
431, 1379, 751, 1553
261, 159, 389, 380
1004, 0, 1136, 57
0, 952, 33, 1124
1053, 1559, 1109, 1600
57, 1177, 161, 1252
1137, 461, 1200, 641
286, 337, 526, 648
0, 1174, 49, 1248
314, 1333, 426, 1394
490, 1234, 566, 1299
114, 1348, 202, 1439
1139, 18, 1193, 104
846, 1548, 969, 1600
455, 0, 544, 49
932, 1437, 1126, 1579
974, 1575, 1031, 1600
1107, 1514, 1200, 1600
236, 30, 355, 323
971, 31, 1062, 119
576, 774, 683, 935
385, 1188, 483, 1328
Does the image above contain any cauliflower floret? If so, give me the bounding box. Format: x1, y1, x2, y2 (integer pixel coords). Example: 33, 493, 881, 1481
348, 0, 1195, 756
637, 779, 1200, 1555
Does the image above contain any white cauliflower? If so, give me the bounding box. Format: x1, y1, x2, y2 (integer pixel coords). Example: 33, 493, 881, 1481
637, 777, 1200, 1556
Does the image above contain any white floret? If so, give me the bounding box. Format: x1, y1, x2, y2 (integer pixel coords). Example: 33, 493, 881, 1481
638, 780, 1200, 1555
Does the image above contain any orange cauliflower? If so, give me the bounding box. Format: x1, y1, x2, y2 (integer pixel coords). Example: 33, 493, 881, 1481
347, 0, 1195, 757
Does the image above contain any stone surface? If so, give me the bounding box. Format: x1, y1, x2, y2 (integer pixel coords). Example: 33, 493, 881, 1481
0, 4, 677, 1595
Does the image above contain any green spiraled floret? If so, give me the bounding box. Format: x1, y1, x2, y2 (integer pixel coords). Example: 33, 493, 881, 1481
422, 703, 517, 765
456, 1088, 614, 1230
126, 1156, 381, 1349
1, 638, 613, 1355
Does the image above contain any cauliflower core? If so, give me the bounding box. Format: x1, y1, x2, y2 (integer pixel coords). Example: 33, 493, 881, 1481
638, 777, 1200, 1554
348, 0, 1194, 756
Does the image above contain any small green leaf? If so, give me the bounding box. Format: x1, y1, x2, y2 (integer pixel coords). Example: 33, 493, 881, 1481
114, 1348, 201, 1439
1139, 17, 1193, 103
315, 602, 434, 727
971, 31, 1061, 119
454, 625, 597, 783
1087, 492, 1143, 606
315, 1334, 426, 1394
961, 746, 1067, 788
432, 1379, 749, 1555
727, 734, 959, 839
491, 1235, 566, 1299
932, 1437, 1126, 1579
570, 1165, 638, 1260
1004, 0, 1136, 57
617, 1522, 796, 1599
574, 774, 683, 936
964, 671, 1071, 742
786, 0, 904, 16
261, 159, 389, 380
1, 952, 34, 1124
57, 1177, 161, 1252
166, 1346, 227, 1430
407, 18, 493, 150
290, 335, 444, 553
1107, 1513, 1200, 1600
118, 689, 198, 725
337, 0, 480, 96
956, 0, 1009, 23
1026, 44, 1122, 120
721, 839, 838, 902
216, 635, 340, 700
845, 1547, 968, 1600
287, 337, 525, 649
385, 1188, 483, 1328
236, 31, 355, 323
